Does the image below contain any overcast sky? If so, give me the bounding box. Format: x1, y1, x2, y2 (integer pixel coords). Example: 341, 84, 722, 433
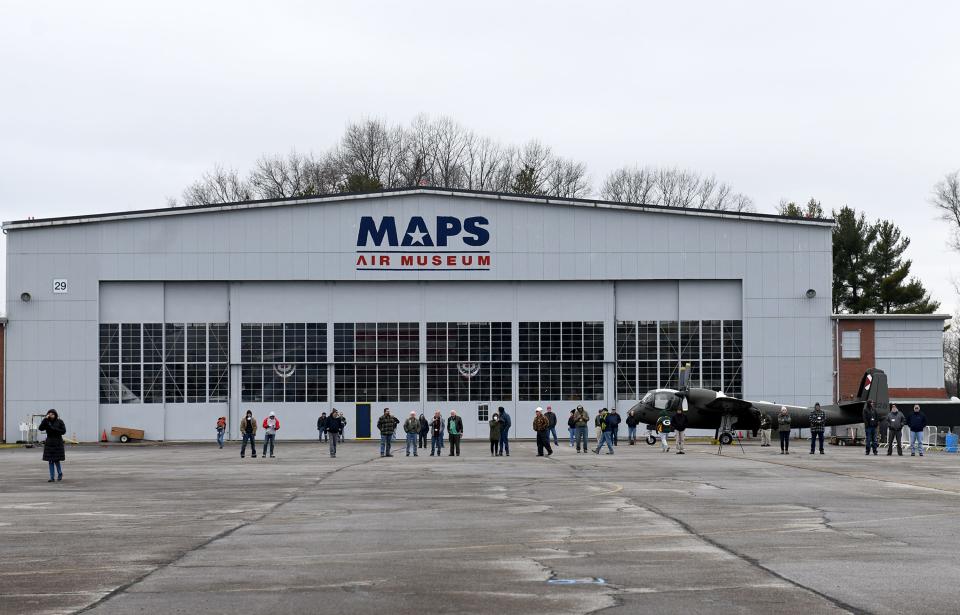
2, 1, 959, 315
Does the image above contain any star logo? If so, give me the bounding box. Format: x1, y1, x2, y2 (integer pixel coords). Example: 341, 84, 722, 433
406, 229, 427, 246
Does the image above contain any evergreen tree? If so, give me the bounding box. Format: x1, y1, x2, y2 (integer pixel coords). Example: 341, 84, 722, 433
778, 198, 824, 218
339, 173, 384, 193
832, 206, 876, 313
511, 165, 540, 195
870, 220, 939, 313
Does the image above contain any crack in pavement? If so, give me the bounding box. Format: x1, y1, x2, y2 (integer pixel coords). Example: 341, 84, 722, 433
71, 457, 380, 614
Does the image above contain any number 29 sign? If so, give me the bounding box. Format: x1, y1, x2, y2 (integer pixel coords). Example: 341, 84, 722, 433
53, 279, 68, 294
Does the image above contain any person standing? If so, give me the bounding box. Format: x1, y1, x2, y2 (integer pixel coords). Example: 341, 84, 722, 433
593, 408, 615, 455
216, 416, 226, 449
317, 412, 328, 442
567, 410, 577, 447
573, 405, 590, 453
808, 403, 826, 455
908, 404, 927, 457
608, 408, 622, 446
418, 413, 429, 449
325, 409, 342, 457
377, 408, 399, 457
655, 409, 673, 453
533, 407, 553, 456
777, 406, 792, 455
626, 409, 640, 445
886, 404, 907, 456
498, 406, 511, 456
38, 409, 66, 482
447, 410, 463, 457
404, 411, 420, 457
758, 411, 772, 447
863, 400, 880, 456
430, 410, 444, 457
261, 411, 280, 459
672, 405, 688, 454
339, 413, 347, 443
489, 412, 502, 456
240, 410, 258, 459
545, 406, 558, 446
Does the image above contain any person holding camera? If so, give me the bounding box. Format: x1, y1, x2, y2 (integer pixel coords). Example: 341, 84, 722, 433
39, 409, 67, 482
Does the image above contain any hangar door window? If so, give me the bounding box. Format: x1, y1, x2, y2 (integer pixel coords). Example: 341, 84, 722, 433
616, 320, 742, 400
333, 323, 419, 402
240, 323, 327, 403
99, 322, 229, 404
426, 322, 512, 401
518, 322, 604, 401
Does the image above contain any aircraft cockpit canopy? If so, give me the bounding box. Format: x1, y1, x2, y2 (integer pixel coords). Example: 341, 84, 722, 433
641, 389, 678, 410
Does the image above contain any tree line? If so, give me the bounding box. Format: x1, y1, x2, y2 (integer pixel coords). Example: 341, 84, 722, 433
174, 115, 755, 212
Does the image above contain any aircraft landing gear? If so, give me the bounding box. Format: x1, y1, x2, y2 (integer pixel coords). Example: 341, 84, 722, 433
645, 426, 657, 445
718, 414, 738, 447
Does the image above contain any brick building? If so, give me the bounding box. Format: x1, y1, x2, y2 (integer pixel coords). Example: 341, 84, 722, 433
833, 314, 950, 403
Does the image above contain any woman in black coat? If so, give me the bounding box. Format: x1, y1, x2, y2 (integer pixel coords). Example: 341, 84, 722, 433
38, 409, 66, 482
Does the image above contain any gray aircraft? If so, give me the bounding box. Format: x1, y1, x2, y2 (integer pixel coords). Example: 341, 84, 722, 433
628, 368, 888, 445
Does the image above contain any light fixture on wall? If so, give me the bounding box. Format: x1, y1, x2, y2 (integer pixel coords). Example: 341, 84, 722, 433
805, 289, 817, 299
20, 292, 31, 302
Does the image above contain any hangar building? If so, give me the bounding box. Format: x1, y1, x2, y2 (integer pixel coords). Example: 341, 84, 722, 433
2, 187, 836, 442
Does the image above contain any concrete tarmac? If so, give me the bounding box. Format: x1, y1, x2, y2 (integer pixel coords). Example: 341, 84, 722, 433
2, 437, 959, 614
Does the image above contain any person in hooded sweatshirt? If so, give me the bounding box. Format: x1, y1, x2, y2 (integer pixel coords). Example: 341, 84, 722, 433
325, 409, 342, 457
38, 409, 66, 482
317, 412, 328, 442
498, 407, 511, 456
626, 409, 640, 445
863, 400, 880, 456
262, 411, 280, 459
886, 404, 907, 456
418, 413, 429, 449
240, 410, 258, 459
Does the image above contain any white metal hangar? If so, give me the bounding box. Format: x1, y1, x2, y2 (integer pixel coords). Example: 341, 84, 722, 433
2, 187, 834, 442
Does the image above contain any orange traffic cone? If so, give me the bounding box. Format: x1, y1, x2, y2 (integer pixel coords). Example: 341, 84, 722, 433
101, 429, 108, 442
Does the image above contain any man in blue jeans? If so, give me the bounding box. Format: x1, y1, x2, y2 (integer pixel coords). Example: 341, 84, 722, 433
377, 408, 399, 457
593, 411, 615, 455
545, 406, 558, 446
908, 404, 927, 457
498, 406, 511, 456
403, 411, 420, 457
573, 405, 590, 453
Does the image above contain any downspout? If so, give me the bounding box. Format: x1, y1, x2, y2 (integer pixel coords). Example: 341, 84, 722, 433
834, 319, 840, 403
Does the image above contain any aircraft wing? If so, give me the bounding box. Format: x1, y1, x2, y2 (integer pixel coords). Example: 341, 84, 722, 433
702, 397, 756, 415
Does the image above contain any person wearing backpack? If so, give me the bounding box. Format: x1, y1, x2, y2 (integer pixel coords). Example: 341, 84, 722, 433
215, 416, 226, 449
261, 411, 280, 459
239, 410, 258, 459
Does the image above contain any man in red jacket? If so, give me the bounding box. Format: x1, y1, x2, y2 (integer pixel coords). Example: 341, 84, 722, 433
262, 411, 280, 459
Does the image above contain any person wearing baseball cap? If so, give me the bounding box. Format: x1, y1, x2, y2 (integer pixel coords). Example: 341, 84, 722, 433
403, 411, 420, 457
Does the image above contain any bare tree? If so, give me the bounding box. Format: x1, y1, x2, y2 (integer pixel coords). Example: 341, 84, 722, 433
602, 165, 754, 212
545, 157, 591, 198
464, 135, 506, 191
181, 165, 252, 206
600, 166, 657, 204
430, 116, 470, 188
248, 151, 317, 199
932, 170, 960, 250
338, 118, 394, 184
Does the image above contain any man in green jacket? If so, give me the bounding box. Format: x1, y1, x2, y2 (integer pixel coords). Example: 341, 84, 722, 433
573, 405, 590, 453
403, 411, 420, 457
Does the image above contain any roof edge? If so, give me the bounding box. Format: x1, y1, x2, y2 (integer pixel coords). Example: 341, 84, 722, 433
831, 313, 952, 320
2, 186, 836, 230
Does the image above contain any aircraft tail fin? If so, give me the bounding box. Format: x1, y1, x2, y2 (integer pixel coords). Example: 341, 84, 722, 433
855, 368, 889, 408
